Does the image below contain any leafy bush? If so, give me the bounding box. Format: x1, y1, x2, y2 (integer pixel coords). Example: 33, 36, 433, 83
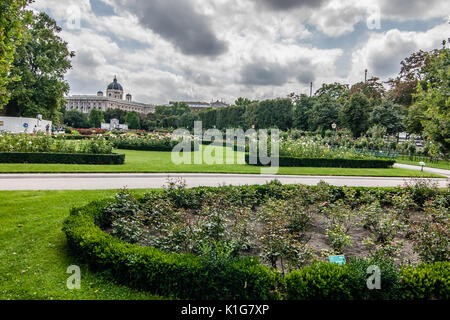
0, 152, 125, 164
285, 257, 401, 300
245, 154, 395, 168
63, 182, 449, 300
399, 262, 450, 300
110, 133, 199, 152
411, 203, 449, 263
0, 132, 113, 154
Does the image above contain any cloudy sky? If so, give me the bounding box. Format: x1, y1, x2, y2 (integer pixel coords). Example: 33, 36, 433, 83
31, 0, 449, 105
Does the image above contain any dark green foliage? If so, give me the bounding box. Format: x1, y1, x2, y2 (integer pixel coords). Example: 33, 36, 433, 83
0, 152, 125, 164
4, 12, 74, 121
309, 95, 341, 133
63, 110, 90, 128
63, 183, 449, 300
245, 154, 395, 168
88, 109, 105, 128
339, 93, 370, 137
244, 99, 293, 130
125, 111, 140, 130
399, 262, 450, 300
285, 257, 401, 300
369, 100, 405, 135
111, 136, 198, 152
293, 95, 315, 131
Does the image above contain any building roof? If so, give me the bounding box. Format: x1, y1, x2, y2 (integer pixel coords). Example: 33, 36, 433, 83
107, 76, 123, 91
66, 95, 154, 108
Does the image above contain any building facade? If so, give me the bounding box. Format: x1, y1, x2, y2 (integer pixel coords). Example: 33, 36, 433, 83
65, 77, 155, 115
169, 100, 229, 112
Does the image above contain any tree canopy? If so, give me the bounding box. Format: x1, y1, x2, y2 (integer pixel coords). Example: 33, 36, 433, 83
4, 12, 74, 122
0, 0, 32, 108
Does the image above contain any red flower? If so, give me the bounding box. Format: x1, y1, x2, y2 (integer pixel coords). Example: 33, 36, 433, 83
321, 201, 328, 207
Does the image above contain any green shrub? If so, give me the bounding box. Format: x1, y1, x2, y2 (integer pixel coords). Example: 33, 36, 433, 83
245, 154, 395, 168
399, 262, 450, 300
0, 152, 125, 164
63, 184, 449, 300
285, 258, 401, 300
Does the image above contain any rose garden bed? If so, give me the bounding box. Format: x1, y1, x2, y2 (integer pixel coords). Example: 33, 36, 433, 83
63, 180, 449, 300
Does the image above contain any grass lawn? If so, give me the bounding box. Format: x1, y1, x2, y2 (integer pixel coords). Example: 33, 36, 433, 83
0, 189, 163, 300
396, 159, 450, 171
0, 147, 443, 177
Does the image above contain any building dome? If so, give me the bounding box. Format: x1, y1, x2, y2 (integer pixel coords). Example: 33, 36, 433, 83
107, 76, 123, 91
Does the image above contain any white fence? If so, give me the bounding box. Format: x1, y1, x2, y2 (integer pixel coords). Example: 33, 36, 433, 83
0, 116, 52, 134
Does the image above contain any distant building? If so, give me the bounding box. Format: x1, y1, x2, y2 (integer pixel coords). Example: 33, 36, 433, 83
65, 77, 155, 115
169, 100, 229, 112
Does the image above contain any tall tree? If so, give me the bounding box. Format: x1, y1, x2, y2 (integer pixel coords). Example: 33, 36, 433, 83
339, 93, 370, 137
387, 49, 440, 107
104, 108, 127, 123
315, 82, 350, 104
349, 77, 385, 104
0, 0, 31, 109
235, 97, 253, 107
293, 94, 315, 131
369, 100, 405, 136
309, 95, 341, 133
88, 109, 105, 128
4, 12, 74, 121
244, 99, 293, 130
63, 110, 89, 129
125, 111, 141, 130
412, 44, 449, 156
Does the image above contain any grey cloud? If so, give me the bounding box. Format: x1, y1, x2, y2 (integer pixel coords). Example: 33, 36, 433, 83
378, 0, 445, 18
296, 70, 315, 84
241, 59, 316, 86
240, 62, 289, 86
368, 39, 417, 77
112, 0, 227, 57
74, 49, 102, 69
183, 68, 214, 86
258, 0, 325, 10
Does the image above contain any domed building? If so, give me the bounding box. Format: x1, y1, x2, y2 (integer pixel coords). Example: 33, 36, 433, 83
106, 76, 124, 99
65, 77, 155, 115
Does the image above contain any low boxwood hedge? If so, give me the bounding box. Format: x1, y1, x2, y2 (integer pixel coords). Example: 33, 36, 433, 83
112, 140, 199, 152
63, 185, 449, 300
63, 200, 281, 300
0, 152, 125, 165
245, 154, 395, 168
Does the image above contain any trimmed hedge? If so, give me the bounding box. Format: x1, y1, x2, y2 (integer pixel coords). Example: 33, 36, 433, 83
63, 184, 449, 300
0, 152, 125, 165
245, 154, 395, 168
112, 139, 199, 152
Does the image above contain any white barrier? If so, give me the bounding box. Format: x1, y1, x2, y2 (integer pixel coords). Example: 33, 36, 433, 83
0, 116, 52, 134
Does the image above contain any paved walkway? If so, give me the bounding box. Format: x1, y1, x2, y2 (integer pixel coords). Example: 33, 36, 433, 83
0, 172, 448, 190
393, 163, 450, 178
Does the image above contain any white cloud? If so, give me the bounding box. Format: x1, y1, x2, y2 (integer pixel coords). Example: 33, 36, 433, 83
29, 0, 450, 104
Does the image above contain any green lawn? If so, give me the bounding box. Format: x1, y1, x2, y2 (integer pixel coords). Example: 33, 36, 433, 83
0, 189, 163, 300
396, 159, 450, 170
0, 147, 443, 177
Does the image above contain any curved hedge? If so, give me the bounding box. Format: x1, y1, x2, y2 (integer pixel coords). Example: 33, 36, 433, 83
63, 200, 281, 300
0, 152, 125, 164
245, 154, 395, 168
63, 191, 449, 300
